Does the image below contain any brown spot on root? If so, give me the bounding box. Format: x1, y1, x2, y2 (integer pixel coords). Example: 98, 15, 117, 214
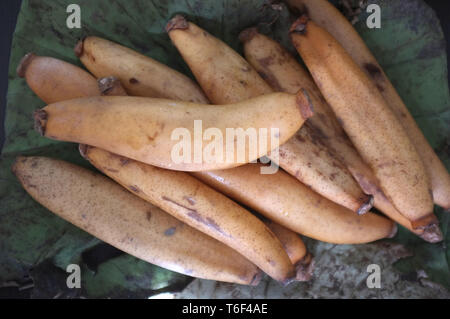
238, 27, 258, 43
74, 39, 84, 58
98, 76, 127, 96
33, 109, 48, 136
375, 83, 384, 92
356, 195, 374, 215
363, 63, 384, 81
146, 211, 152, 221
30, 159, 39, 168
183, 196, 196, 205
162, 196, 230, 237
257, 55, 274, 68
78, 144, 90, 159
166, 14, 189, 33
120, 158, 130, 166
419, 223, 443, 243
296, 88, 314, 119
129, 185, 141, 193
336, 116, 344, 126
129, 77, 139, 84
295, 133, 306, 143
147, 132, 159, 142
164, 227, 176, 236
289, 15, 309, 35
17, 52, 36, 78
257, 70, 283, 92
294, 253, 315, 282
353, 172, 380, 195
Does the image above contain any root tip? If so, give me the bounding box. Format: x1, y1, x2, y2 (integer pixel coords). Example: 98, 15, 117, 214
294, 253, 315, 282
419, 223, 443, 243
387, 223, 398, 239
11, 156, 25, 177
74, 38, 85, 57
289, 15, 309, 34
357, 195, 374, 215
249, 270, 263, 286
33, 109, 48, 136
166, 14, 189, 33
17, 52, 36, 78
238, 27, 258, 43
78, 144, 90, 159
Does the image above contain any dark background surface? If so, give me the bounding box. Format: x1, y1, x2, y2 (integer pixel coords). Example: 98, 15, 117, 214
0, 0, 449, 149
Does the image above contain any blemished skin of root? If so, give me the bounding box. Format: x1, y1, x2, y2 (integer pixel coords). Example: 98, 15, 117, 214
75, 36, 209, 104
166, 15, 273, 104
193, 164, 396, 244
12, 156, 262, 285
290, 17, 434, 229
240, 29, 441, 241
287, 0, 450, 211
80, 146, 295, 283
274, 123, 373, 215
34, 92, 310, 171
265, 221, 314, 281
167, 15, 371, 214
17, 53, 100, 104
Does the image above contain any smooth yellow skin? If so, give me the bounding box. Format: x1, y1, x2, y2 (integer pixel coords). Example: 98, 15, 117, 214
77, 36, 209, 103
291, 19, 434, 228
287, 0, 450, 211
37, 93, 307, 171
167, 16, 370, 214
193, 164, 396, 244
17, 53, 100, 104
82, 146, 295, 283
241, 31, 440, 241
265, 221, 314, 282
12, 156, 261, 285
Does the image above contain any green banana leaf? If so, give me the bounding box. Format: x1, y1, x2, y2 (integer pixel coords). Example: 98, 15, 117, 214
1, 0, 449, 298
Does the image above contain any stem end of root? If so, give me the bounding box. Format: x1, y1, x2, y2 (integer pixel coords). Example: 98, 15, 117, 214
289, 15, 309, 35
419, 223, 443, 243
74, 38, 85, 58
17, 52, 36, 78
166, 14, 189, 33
98, 76, 127, 96
33, 109, 47, 137
294, 253, 315, 282
78, 144, 91, 160
387, 223, 398, 239
357, 195, 374, 215
239, 27, 258, 43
